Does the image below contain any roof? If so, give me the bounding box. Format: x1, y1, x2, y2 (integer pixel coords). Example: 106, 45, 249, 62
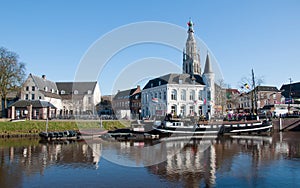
280, 82, 300, 98
143, 73, 205, 90
39, 90, 61, 99
255, 86, 280, 92
30, 74, 58, 92
203, 53, 213, 74
9, 100, 56, 108
114, 87, 140, 100
56, 82, 97, 95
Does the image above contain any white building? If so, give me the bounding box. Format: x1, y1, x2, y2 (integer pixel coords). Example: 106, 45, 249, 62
141, 20, 215, 119
19, 74, 101, 118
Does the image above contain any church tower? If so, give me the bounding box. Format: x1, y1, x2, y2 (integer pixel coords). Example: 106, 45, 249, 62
203, 53, 215, 117
183, 19, 201, 75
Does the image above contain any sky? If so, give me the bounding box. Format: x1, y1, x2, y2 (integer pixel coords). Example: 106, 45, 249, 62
1, 0, 300, 95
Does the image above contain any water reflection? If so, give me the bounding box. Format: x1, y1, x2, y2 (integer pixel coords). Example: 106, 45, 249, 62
0, 132, 300, 187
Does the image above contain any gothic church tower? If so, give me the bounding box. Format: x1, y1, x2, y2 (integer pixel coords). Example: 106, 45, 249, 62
183, 19, 201, 75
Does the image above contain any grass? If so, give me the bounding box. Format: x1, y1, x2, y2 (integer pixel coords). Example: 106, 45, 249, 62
0, 120, 129, 135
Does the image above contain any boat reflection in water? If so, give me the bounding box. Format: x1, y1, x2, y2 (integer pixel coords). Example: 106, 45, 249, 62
1, 132, 300, 187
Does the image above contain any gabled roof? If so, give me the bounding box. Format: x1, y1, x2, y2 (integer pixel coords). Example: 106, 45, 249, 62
143, 73, 205, 90
114, 87, 140, 100
56, 82, 97, 95
30, 74, 58, 92
9, 100, 56, 108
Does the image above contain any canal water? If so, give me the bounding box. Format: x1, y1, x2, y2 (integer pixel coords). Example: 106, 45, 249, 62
0, 132, 300, 188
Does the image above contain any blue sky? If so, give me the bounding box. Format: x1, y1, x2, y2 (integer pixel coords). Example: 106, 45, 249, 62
1, 0, 299, 95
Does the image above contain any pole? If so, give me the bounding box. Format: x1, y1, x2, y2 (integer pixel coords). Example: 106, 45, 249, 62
288, 78, 292, 113
252, 69, 257, 114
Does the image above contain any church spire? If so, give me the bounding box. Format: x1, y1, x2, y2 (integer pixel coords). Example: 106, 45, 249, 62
183, 18, 201, 75
204, 52, 213, 74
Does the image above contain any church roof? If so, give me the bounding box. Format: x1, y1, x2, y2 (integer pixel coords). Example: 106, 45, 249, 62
143, 73, 205, 90
203, 53, 213, 74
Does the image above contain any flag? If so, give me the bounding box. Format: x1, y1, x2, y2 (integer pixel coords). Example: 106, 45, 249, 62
152, 98, 158, 103
244, 83, 250, 89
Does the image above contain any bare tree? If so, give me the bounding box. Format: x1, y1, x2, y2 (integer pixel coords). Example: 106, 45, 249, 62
0, 47, 26, 117
238, 69, 264, 113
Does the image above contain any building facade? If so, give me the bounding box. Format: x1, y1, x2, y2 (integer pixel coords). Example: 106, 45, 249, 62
142, 20, 215, 119
112, 86, 141, 120
15, 74, 101, 119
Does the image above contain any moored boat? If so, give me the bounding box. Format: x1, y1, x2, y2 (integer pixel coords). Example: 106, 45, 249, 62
153, 118, 272, 135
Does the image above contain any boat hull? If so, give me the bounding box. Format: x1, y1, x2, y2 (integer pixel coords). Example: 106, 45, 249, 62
153, 120, 272, 135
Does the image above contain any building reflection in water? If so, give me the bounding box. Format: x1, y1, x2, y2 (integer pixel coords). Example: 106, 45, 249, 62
0, 132, 300, 187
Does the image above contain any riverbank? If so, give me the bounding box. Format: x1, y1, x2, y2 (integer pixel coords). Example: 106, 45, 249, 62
0, 120, 129, 137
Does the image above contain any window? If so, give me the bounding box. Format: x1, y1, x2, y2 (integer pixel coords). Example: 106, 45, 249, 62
171, 105, 176, 115
179, 79, 182, 84
26, 86, 29, 91
207, 91, 211, 101
180, 106, 185, 116
154, 92, 158, 98
163, 91, 166, 100
158, 92, 162, 99
61, 90, 65, 94
31, 94, 35, 100
171, 89, 177, 100
74, 90, 78, 95
87, 90, 92, 94
44, 87, 48, 92
32, 86, 35, 91
189, 106, 194, 116
181, 90, 186, 101
25, 94, 29, 100
198, 106, 203, 116
273, 94, 276, 100
158, 81, 161, 86
39, 96, 42, 100
190, 90, 195, 100
198, 90, 203, 100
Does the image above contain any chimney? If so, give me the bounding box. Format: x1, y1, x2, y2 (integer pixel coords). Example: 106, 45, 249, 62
42, 75, 46, 80
137, 85, 141, 91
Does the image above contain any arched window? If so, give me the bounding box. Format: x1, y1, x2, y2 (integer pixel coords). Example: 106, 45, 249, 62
190, 90, 195, 100
181, 90, 186, 101
171, 89, 177, 100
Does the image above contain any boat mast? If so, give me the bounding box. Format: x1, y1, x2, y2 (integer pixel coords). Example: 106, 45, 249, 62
252, 69, 258, 114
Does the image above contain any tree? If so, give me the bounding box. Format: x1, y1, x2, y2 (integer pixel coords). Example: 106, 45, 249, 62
238, 69, 264, 113
0, 47, 26, 117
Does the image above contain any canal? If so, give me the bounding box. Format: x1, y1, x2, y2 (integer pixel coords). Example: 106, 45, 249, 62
0, 132, 300, 187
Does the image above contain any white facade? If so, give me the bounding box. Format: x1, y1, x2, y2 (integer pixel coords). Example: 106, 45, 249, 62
141, 20, 215, 119
142, 78, 207, 118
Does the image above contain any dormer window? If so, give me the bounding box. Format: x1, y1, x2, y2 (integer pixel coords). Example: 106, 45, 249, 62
74, 90, 78, 95
158, 81, 161, 86
44, 86, 48, 92
179, 79, 182, 84
61, 90, 65, 94
51, 89, 55, 93
87, 90, 92, 94
151, 83, 153, 88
